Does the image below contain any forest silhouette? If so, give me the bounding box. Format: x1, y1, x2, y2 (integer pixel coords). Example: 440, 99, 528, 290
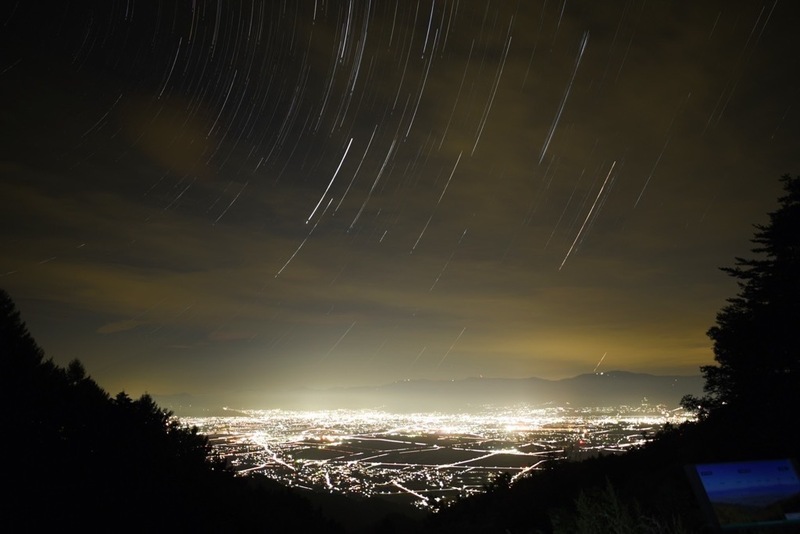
1, 288, 342, 532
2, 175, 798, 533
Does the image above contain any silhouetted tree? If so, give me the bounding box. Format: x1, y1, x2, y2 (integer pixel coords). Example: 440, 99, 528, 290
682, 174, 800, 418
429, 180, 800, 531
0, 289, 344, 532
0, 288, 61, 405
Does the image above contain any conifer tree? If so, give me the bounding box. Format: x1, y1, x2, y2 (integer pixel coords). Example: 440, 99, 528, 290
683, 175, 800, 417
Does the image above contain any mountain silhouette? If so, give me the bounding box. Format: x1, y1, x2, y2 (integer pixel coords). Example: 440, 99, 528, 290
228, 371, 705, 412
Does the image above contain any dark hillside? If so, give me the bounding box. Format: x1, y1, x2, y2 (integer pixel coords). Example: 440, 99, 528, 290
0, 289, 342, 532
430, 407, 800, 533
428, 175, 800, 534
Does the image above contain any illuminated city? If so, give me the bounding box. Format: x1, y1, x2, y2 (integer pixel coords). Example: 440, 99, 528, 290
182, 404, 693, 509
2, 0, 799, 530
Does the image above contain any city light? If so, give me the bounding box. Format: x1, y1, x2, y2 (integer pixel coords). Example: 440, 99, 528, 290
182, 404, 692, 509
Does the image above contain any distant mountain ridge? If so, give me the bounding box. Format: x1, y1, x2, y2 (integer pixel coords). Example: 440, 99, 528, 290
293, 371, 704, 412
159, 371, 705, 415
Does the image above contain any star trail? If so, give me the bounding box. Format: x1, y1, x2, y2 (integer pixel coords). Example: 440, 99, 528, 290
1, 1, 797, 406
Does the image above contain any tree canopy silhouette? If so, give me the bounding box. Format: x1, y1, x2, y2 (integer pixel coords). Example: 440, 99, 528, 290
431, 178, 800, 534
0, 289, 341, 532
683, 174, 800, 418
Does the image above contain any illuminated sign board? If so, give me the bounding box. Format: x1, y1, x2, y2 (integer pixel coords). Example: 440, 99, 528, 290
686, 459, 800, 531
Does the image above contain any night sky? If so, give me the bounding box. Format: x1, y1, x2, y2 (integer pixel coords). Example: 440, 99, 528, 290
2, 1, 797, 406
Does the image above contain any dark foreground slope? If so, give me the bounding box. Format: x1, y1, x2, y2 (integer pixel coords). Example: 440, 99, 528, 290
0, 289, 344, 533
429, 404, 800, 534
